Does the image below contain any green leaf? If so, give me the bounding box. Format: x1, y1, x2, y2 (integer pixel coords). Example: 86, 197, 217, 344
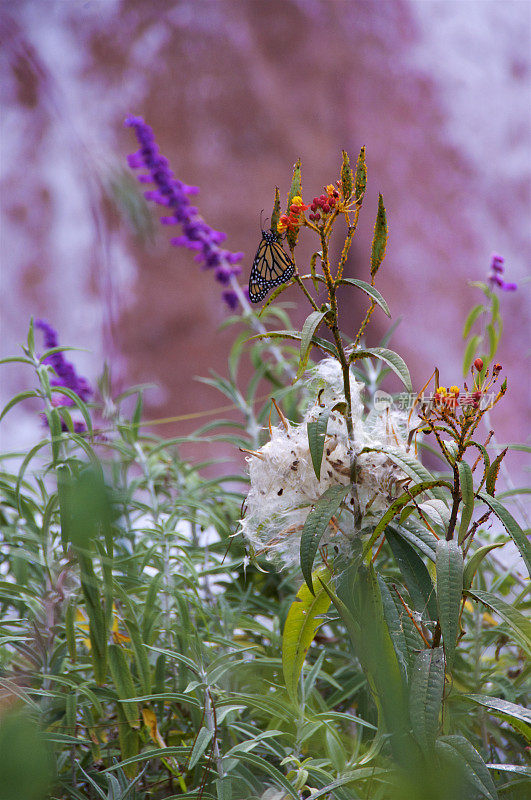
286, 158, 302, 250
307, 407, 331, 480
354, 145, 367, 202
363, 480, 451, 555
300, 485, 350, 593
248, 329, 339, 358
282, 567, 332, 703
77, 552, 107, 685
435, 735, 498, 800
486, 322, 498, 360
409, 648, 444, 751
378, 576, 410, 678
0, 390, 40, 423
463, 304, 485, 338
234, 752, 300, 799
306, 768, 388, 799
50, 385, 93, 434
341, 150, 353, 200
65, 599, 76, 662
108, 644, 139, 729
485, 449, 507, 496
387, 529, 438, 619
477, 492, 530, 577
436, 540, 463, 670
336, 564, 409, 742
463, 694, 531, 742
270, 186, 281, 233
349, 347, 412, 392
388, 520, 437, 562
467, 589, 531, 657
296, 310, 328, 380
463, 542, 505, 589
124, 617, 152, 697
463, 334, 482, 376
370, 193, 387, 278
457, 461, 474, 543
188, 726, 214, 769
338, 279, 391, 317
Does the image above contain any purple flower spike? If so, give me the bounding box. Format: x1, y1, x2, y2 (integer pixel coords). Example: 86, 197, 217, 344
124, 116, 243, 309
222, 290, 239, 311
487, 252, 517, 292
35, 319, 92, 403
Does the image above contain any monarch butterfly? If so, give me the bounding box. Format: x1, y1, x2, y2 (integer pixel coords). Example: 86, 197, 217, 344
248, 230, 295, 303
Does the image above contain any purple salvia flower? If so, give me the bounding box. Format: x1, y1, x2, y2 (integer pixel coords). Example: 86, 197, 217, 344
36, 319, 92, 404
124, 116, 244, 309
222, 290, 239, 311
487, 253, 517, 292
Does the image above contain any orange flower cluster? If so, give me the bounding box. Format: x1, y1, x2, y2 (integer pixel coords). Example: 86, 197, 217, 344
277, 196, 309, 233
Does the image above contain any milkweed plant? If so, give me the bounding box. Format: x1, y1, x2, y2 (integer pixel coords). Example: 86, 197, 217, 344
0, 119, 529, 800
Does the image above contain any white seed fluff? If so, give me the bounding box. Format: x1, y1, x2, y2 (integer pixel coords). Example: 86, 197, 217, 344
240, 359, 419, 567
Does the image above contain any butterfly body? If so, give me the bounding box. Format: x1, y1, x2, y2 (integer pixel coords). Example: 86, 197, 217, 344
248, 230, 295, 303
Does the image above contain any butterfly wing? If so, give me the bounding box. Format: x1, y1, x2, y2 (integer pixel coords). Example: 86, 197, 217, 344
248, 232, 295, 304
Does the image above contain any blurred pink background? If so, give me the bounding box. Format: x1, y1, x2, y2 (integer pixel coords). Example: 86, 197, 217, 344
1, 1, 529, 490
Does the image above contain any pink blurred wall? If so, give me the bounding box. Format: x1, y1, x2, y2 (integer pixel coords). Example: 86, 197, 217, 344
1, 0, 529, 486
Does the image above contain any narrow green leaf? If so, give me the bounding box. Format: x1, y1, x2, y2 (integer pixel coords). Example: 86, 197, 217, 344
409, 648, 444, 751
341, 150, 353, 200
300, 484, 350, 593
387, 529, 437, 619
296, 310, 328, 380
485, 449, 507, 496
248, 330, 339, 358
27, 317, 35, 353
370, 193, 387, 278
463, 335, 481, 376
388, 520, 437, 562
270, 186, 281, 233
457, 461, 474, 543
387, 582, 425, 669
65, 599, 76, 662
463, 542, 505, 589
50, 385, 93, 434
336, 564, 409, 741
116, 704, 140, 778
435, 735, 498, 800
463, 694, 531, 742
307, 408, 331, 480
188, 726, 214, 769
0, 355, 34, 366
463, 304, 485, 338
0, 390, 40, 423
486, 322, 498, 360
363, 480, 451, 555
125, 617, 152, 697
349, 347, 412, 392
477, 492, 530, 577
436, 540, 463, 670
235, 753, 300, 799
467, 589, 531, 657
354, 145, 367, 202
108, 644, 139, 729
338, 279, 391, 317
77, 553, 107, 685
286, 158, 302, 249
378, 576, 409, 679
282, 567, 332, 703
